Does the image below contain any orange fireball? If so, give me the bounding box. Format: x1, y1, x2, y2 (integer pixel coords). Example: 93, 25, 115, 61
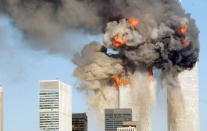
183, 41, 190, 48
128, 17, 139, 29
113, 76, 131, 91
113, 36, 126, 48
179, 27, 187, 36
114, 76, 120, 91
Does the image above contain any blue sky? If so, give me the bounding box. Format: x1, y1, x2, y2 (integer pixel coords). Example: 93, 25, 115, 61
0, 0, 206, 131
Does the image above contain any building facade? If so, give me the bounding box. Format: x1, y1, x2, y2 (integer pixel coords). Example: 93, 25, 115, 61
119, 85, 137, 121
72, 113, 87, 131
39, 80, 72, 131
0, 83, 2, 131
177, 63, 200, 131
117, 127, 137, 131
105, 108, 132, 131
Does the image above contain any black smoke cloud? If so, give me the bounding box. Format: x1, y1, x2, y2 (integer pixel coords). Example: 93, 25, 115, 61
0, 0, 197, 38
0, 0, 199, 74
0, 0, 200, 79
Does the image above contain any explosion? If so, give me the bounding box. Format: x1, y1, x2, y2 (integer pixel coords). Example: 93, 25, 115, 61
73, 5, 199, 131
128, 17, 139, 29
179, 27, 187, 36
114, 75, 131, 91
113, 36, 126, 49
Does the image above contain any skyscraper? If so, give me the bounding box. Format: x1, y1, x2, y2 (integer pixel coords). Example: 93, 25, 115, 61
0, 83, 2, 131
72, 113, 88, 131
39, 80, 72, 131
105, 108, 132, 131
119, 85, 137, 120
177, 63, 200, 131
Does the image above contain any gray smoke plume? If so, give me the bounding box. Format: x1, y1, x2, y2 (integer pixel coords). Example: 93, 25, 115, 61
104, 16, 199, 72
0, 0, 200, 130
72, 0, 199, 130
1, 0, 199, 70
73, 42, 124, 81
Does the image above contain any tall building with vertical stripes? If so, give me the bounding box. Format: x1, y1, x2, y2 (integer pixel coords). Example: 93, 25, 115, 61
72, 113, 88, 131
178, 63, 200, 131
39, 80, 72, 131
105, 108, 132, 131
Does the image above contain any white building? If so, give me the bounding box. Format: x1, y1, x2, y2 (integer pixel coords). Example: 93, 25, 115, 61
178, 63, 200, 131
119, 81, 154, 131
117, 127, 137, 131
119, 85, 137, 119
39, 80, 72, 131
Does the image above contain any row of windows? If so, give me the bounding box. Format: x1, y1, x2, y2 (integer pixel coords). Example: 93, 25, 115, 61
40, 128, 59, 131
40, 113, 59, 116
39, 91, 59, 110
40, 98, 59, 100
40, 92, 58, 94
40, 124, 59, 126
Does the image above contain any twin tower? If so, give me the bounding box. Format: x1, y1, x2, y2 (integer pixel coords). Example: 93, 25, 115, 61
118, 64, 199, 131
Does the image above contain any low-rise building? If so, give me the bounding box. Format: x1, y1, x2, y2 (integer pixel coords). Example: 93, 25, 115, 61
72, 113, 88, 131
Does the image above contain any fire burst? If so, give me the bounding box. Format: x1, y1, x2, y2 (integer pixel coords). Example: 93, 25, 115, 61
113, 36, 126, 48
128, 17, 139, 29
183, 40, 190, 48
179, 27, 187, 36
149, 67, 153, 84
114, 76, 131, 91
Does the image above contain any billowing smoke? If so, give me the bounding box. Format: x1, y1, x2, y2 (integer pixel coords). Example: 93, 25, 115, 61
72, 0, 199, 130
0, 0, 199, 130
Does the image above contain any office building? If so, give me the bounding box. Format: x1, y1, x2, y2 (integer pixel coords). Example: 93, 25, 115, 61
119, 85, 137, 121
72, 113, 87, 131
119, 78, 154, 131
39, 80, 72, 131
0, 83, 2, 131
105, 108, 132, 131
176, 63, 199, 131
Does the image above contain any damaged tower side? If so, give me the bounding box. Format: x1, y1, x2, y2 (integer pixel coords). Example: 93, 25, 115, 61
178, 63, 199, 131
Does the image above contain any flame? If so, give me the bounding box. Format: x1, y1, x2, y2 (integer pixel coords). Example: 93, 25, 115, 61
128, 17, 139, 29
179, 27, 187, 36
114, 76, 131, 91
120, 78, 130, 85
148, 66, 153, 84
183, 40, 190, 48
113, 36, 126, 48
114, 76, 120, 91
